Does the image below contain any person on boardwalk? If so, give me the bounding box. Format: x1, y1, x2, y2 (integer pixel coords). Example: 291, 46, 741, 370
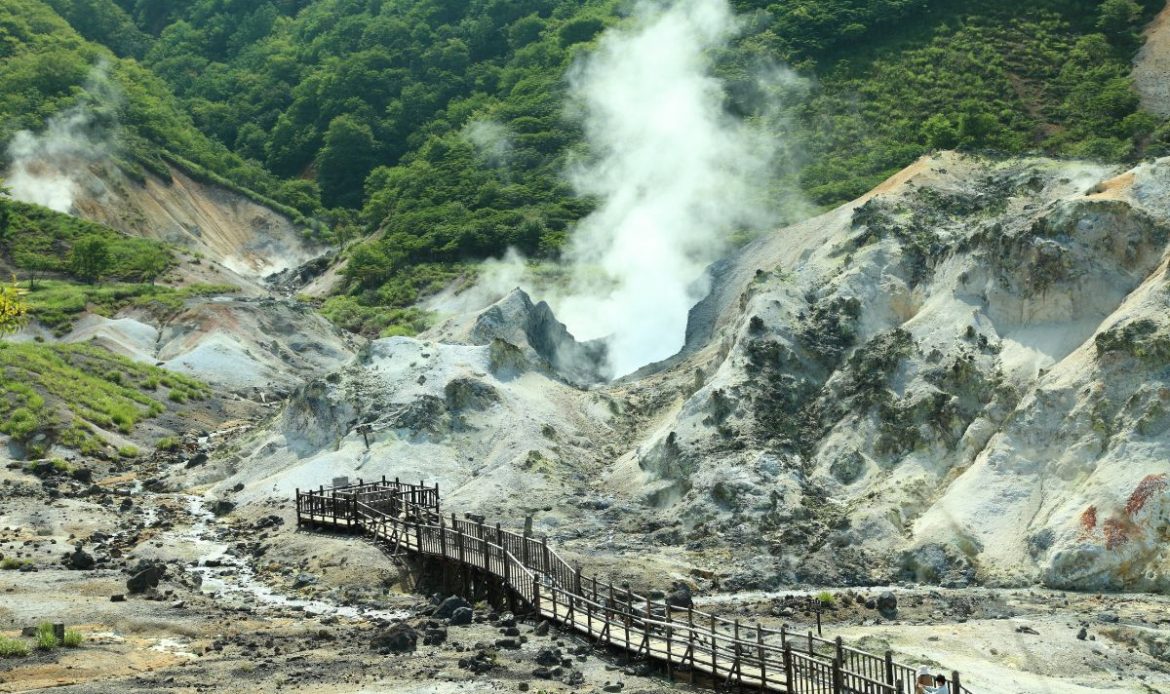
915, 666, 934, 694
928, 673, 951, 693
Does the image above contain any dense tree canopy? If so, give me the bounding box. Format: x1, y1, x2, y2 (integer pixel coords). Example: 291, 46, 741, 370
2, 0, 1168, 336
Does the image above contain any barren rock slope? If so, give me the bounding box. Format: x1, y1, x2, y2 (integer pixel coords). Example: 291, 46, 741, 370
227, 152, 1170, 593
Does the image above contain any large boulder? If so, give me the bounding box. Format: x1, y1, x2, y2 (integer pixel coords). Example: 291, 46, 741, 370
434, 595, 472, 620
469, 288, 608, 385
666, 582, 693, 609
126, 560, 167, 594
65, 548, 94, 570
371, 623, 419, 654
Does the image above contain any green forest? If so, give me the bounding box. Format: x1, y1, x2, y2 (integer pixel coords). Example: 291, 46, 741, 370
1, 0, 1168, 335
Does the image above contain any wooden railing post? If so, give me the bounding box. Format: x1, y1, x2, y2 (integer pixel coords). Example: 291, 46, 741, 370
832, 656, 843, 694
533, 576, 541, 614
884, 650, 895, 686
757, 622, 766, 686
665, 601, 674, 681
438, 518, 447, 557
734, 619, 742, 684
835, 635, 844, 670
503, 548, 511, 587
783, 643, 794, 693
952, 671, 962, 694
710, 614, 718, 679
541, 537, 550, 576
522, 529, 530, 566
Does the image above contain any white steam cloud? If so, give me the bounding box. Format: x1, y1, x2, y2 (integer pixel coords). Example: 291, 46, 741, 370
462, 119, 513, 170
551, 0, 798, 378
4, 62, 119, 213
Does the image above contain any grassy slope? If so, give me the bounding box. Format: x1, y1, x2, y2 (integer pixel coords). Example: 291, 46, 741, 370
0, 341, 209, 458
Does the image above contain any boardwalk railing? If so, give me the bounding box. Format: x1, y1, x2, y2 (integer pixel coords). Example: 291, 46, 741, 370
296, 479, 973, 694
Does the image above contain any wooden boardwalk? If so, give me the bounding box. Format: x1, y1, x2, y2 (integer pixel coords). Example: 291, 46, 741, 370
296, 479, 971, 694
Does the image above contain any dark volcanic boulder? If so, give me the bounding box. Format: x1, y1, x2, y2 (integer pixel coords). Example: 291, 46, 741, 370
434, 595, 472, 619
127, 560, 167, 593
450, 606, 474, 626
666, 582, 693, 609
66, 548, 94, 570
371, 623, 419, 654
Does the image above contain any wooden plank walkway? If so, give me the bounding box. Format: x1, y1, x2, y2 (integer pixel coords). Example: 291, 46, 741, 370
296, 479, 972, 694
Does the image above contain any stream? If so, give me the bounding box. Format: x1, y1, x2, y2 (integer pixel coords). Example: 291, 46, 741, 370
153, 494, 408, 622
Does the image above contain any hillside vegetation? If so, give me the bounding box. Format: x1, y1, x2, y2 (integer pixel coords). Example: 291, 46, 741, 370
4, 0, 1170, 336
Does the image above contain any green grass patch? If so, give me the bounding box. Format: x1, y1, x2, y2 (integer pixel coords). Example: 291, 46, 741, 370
34, 623, 58, 651
320, 294, 435, 338
24, 280, 239, 334
61, 630, 82, 648
0, 557, 26, 570
0, 636, 30, 658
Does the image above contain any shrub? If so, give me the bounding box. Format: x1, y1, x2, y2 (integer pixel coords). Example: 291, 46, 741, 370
817, 590, 836, 607
62, 630, 83, 648
0, 557, 22, 570
35, 623, 58, 650
0, 636, 30, 658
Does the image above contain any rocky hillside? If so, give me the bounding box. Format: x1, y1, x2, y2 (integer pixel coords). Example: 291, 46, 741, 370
210, 152, 1170, 594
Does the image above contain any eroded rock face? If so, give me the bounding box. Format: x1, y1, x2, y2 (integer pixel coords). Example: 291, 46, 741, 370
470, 289, 608, 386
234, 153, 1170, 593
617, 153, 1170, 591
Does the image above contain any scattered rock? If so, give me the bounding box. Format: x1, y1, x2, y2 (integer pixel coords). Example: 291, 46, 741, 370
535, 647, 561, 666
450, 606, 474, 626
292, 572, 318, 589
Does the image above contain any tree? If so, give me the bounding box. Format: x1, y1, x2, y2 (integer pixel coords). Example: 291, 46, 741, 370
316, 115, 378, 209
131, 244, 171, 284
70, 235, 112, 284
1097, 0, 1143, 41
0, 281, 29, 335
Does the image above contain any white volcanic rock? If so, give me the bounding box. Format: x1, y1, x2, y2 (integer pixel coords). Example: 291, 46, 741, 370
231, 152, 1170, 592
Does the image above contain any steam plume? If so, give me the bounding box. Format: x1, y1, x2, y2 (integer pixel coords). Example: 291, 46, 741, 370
553, 0, 799, 378
4, 62, 119, 213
